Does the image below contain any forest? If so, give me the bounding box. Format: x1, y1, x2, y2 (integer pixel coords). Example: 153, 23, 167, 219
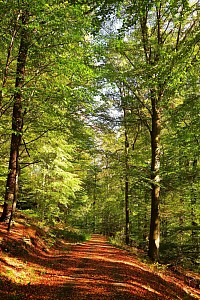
0, 0, 199, 271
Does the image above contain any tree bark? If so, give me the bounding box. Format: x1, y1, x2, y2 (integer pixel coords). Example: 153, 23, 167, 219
93, 171, 97, 233
0, 13, 21, 109
125, 131, 130, 245
0, 11, 29, 222
7, 164, 19, 231
123, 108, 130, 245
191, 159, 198, 250
148, 96, 161, 261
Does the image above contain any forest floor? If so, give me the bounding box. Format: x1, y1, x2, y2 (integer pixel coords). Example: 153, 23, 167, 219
0, 214, 199, 299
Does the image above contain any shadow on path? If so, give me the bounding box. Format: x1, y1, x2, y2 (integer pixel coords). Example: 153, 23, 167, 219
0, 234, 199, 300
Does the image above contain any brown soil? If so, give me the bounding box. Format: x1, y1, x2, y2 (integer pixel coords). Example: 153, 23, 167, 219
0, 219, 199, 300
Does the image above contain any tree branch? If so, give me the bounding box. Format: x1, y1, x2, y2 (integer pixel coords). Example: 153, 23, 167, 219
20, 160, 40, 169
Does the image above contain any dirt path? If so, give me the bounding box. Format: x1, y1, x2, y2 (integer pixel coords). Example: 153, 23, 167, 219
0, 233, 199, 299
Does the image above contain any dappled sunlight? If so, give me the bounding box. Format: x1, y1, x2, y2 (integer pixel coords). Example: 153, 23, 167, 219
0, 229, 199, 300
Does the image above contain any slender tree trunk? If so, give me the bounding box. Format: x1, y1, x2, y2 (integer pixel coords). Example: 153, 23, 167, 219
0, 11, 29, 222
125, 161, 129, 245
93, 172, 97, 233
148, 96, 161, 261
191, 159, 198, 250
123, 108, 130, 245
0, 13, 20, 109
7, 163, 19, 231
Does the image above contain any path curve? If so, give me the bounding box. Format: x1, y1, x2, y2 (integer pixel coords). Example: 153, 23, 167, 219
51, 234, 198, 299
0, 233, 199, 299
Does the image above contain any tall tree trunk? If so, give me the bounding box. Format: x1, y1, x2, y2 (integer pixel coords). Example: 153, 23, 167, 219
123, 108, 130, 245
7, 162, 20, 231
191, 159, 198, 251
148, 97, 161, 261
125, 147, 130, 245
93, 171, 97, 233
0, 11, 29, 222
0, 13, 21, 109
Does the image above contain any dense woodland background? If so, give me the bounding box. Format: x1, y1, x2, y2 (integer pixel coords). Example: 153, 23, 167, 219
0, 0, 199, 269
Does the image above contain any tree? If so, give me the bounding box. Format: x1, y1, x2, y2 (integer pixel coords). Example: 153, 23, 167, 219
0, 9, 30, 222
0, 0, 96, 225
92, 0, 199, 260
160, 63, 200, 264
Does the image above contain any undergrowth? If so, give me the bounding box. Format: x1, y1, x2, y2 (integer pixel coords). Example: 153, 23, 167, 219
21, 209, 91, 244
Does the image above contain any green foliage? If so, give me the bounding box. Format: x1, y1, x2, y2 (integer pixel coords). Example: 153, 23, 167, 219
0, 0, 199, 270
52, 227, 90, 243
88, 0, 199, 267
0, 0, 98, 225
